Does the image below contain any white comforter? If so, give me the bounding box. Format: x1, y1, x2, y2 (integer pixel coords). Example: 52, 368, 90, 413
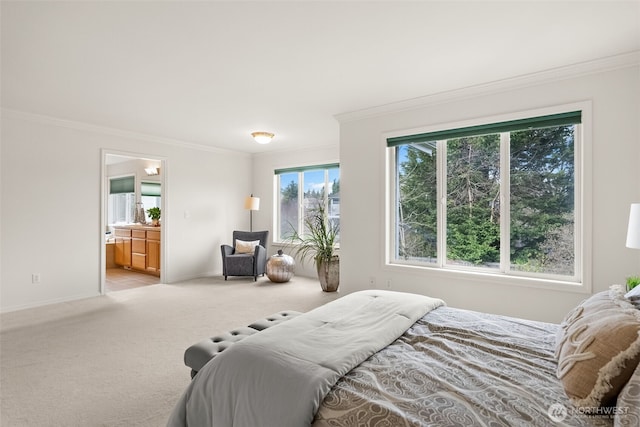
167, 290, 445, 427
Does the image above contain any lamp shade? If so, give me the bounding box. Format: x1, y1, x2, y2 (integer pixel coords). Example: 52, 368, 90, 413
244, 195, 260, 211
626, 203, 640, 249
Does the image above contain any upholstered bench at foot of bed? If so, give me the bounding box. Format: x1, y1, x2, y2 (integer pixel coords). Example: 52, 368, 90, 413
247, 310, 301, 331
185, 310, 302, 378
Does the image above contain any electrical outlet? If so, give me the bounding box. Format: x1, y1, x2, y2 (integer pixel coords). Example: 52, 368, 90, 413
386, 279, 392, 289
32, 273, 41, 284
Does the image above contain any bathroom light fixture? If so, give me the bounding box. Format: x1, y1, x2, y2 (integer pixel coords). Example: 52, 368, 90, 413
251, 131, 274, 144
145, 167, 159, 176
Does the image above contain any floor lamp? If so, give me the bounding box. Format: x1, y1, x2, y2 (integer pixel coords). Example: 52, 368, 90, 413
244, 194, 260, 231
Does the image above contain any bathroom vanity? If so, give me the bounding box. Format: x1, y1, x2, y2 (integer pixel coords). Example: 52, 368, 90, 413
113, 226, 161, 276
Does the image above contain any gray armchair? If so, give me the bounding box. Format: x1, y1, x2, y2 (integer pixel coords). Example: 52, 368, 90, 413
221, 230, 269, 281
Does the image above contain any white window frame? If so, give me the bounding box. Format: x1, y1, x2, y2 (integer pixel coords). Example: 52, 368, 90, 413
385, 102, 592, 293
274, 164, 340, 243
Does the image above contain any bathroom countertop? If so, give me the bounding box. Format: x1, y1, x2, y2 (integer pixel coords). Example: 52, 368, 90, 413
111, 224, 161, 231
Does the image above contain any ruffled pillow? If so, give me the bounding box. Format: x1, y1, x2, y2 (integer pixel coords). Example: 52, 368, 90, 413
555, 285, 640, 409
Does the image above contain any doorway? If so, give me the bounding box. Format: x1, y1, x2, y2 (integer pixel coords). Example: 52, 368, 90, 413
101, 150, 166, 294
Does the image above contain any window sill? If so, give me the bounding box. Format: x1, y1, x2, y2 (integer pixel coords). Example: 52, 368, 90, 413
384, 262, 590, 295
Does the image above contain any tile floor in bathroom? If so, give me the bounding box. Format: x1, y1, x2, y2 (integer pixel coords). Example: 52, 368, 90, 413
105, 268, 160, 292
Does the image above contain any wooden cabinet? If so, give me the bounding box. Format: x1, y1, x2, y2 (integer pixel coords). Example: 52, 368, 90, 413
131, 230, 147, 271
114, 229, 131, 267
132, 253, 147, 271
146, 230, 161, 274
113, 227, 160, 276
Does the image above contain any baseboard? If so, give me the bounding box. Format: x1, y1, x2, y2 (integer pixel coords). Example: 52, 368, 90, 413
165, 272, 220, 284
0, 291, 100, 314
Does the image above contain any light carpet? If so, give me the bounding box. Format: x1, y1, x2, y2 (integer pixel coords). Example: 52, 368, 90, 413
1, 276, 340, 427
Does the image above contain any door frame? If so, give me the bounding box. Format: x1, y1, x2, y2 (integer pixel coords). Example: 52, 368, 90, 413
100, 148, 168, 294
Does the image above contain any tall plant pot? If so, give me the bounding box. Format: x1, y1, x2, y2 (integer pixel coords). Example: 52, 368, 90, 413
317, 256, 339, 292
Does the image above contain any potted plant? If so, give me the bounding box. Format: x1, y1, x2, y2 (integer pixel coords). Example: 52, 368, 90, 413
287, 202, 339, 292
627, 275, 640, 292
147, 207, 161, 226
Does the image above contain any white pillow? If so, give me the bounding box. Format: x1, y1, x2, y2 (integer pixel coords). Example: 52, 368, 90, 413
235, 239, 260, 254
626, 285, 640, 298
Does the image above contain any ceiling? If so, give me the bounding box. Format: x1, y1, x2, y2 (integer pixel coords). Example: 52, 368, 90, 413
2, 1, 639, 154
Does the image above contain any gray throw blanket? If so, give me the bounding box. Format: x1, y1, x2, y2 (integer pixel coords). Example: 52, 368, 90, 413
167, 290, 445, 427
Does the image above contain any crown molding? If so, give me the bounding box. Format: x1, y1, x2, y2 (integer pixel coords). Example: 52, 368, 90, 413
335, 51, 640, 123
1, 108, 251, 157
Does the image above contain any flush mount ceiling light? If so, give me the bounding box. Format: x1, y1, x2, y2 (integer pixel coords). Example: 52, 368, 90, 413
251, 131, 275, 144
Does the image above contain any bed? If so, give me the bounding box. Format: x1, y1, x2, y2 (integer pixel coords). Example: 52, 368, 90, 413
167, 287, 640, 427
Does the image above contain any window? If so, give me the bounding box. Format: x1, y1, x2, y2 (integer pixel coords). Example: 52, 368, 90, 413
108, 176, 135, 224
275, 164, 340, 242
140, 181, 161, 211
388, 109, 583, 283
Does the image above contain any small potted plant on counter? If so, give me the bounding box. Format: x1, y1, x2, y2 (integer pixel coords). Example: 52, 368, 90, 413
147, 207, 161, 226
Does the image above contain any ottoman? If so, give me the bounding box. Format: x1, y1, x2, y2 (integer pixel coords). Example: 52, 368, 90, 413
184, 310, 302, 378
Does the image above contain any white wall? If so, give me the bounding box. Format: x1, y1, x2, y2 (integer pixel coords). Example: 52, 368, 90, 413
3, 59, 638, 319
1, 111, 252, 312
251, 144, 340, 278
338, 59, 640, 323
